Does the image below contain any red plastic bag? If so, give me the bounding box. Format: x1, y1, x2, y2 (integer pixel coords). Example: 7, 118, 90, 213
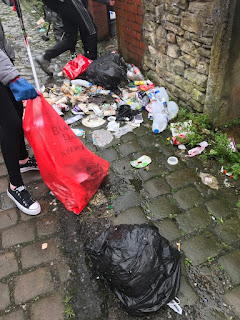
62, 54, 92, 80
23, 95, 109, 214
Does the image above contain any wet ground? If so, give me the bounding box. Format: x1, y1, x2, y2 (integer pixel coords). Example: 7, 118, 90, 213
0, 2, 240, 320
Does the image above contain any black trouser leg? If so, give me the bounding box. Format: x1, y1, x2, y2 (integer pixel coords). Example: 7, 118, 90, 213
0, 83, 28, 187
44, 19, 78, 61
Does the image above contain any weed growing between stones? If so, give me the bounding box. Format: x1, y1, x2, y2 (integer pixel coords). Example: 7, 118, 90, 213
170, 107, 240, 179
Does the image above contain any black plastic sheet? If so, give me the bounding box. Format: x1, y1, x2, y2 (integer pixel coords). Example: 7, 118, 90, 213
86, 224, 181, 316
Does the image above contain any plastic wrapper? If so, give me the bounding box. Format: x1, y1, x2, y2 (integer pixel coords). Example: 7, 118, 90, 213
86, 224, 181, 316
23, 95, 109, 214
85, 53, 127, 90
63, 54, 92, 80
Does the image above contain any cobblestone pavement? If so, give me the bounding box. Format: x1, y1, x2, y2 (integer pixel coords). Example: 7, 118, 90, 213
0, 2, 240, 320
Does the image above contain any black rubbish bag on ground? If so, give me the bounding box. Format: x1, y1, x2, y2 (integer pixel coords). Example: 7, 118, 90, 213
85, 53, 127, 90
86, 224, 181, 316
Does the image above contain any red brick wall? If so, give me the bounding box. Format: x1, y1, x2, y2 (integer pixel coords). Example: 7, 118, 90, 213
115, 0, 145, 66
89, 0, 109, 41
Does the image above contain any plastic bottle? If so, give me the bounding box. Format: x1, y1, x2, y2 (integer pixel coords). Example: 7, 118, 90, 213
132, 65, 144, 80
151, 100, 168, 134
167, 101, 179, 120
154, 87, 169, 104
71, 79, 92, 87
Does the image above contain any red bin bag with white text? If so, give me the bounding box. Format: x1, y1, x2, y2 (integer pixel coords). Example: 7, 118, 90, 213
62, 54, 92, 80
23, 95, 109, 214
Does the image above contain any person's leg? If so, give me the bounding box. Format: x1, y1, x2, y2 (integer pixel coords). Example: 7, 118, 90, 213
36, 17, 78, 75
79, 23, 98, 60
0, 83, 24, 187
0, 83, 41, 215
43, 19, 78, 61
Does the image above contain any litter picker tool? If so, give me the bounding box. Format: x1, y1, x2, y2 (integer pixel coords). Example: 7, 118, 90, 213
14, 0, 40, 91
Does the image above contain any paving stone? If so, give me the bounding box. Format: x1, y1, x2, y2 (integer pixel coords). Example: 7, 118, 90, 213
14, 268, 54, 304
112, 190, 142, 214
0, 310, 24, 320
205, 199, 233, 219
159, 143, 174, 157
111, 206, 148, 225
213, 216, 240, 245
0, 164, 7, 177
1, 309, 24, 320
178, 275, 199, 306
57, 261, 71, 283
138, 164, 165, 181
223, 286, 240, 317
148, 196, 179, 220
0, 208, 18, 230
218, 250, 240, 285
166, 168, 199, 189
120, 132, 136, 143
144, 177, 171, 198
20, 198, 51, 221
173, 187, 203, 210
118, 141, 142, 157
21, 239, 59, 269
111, 157, 133, 175
21, 170, 42, 185
0, 283, 10, 311
181, 232, 223, 266
2, 221, 35, 248
138, 133, 162, 148
155, 218, 181, 242
30, 292, 64, 320
0, 177, 9, 194
36, 215, 58, 237
26, 181, 49, 200
176, 206, 212, 234
133, 125, 149, 136
0, 193, 15, 212
98, 148, 118, 162
0, 252, 18, 280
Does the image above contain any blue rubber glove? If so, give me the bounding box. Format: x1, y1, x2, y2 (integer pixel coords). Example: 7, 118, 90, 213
9, 77, 38, 102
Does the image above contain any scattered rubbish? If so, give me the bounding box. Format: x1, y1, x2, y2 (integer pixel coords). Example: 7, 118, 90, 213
86, 224, 181, 316
42, 243, 48, 250
65, 114, 82, 125
52, 104, 64, 116
130, 155, 152, 168
82, 115, 106, 128
167, 298, 182, 315
92, 129, 114, 147
199, 172, 219, 190
107, 116, 116, 122
178, 144, 186, 150
116, 104, 139, 121
113, 124, 134, 138
107, 120, 120, 132
229, 137, 238, 152
126, 63, 144, 81
221, 166, 233, 179
71, 128, 85, 137
170, 120, 193, 142
167, 156, 179, 165
188, 141, 208, 157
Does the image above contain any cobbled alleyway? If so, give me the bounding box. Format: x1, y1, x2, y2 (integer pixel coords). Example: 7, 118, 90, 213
0, 2, 240, 320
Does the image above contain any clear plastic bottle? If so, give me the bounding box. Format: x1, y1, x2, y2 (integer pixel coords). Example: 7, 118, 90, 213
151, 100, 168, 134
71, 79, 92, 87
167, 101, 179, 120
152, 113, 169, 133
154, 87, 169, 104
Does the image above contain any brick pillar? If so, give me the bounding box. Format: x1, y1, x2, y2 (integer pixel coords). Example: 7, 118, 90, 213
88, 0, 109, 41
115, 0, 145, 67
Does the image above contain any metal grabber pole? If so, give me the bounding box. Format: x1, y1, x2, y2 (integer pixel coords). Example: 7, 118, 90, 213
14, 0, 41, 91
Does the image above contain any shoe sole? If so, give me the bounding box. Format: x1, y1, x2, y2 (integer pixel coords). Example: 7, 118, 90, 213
35, 58, 53, 77
7, 190, 41, 216
20, 167, 39, 173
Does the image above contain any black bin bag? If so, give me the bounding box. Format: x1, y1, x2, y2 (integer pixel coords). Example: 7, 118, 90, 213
85, 224, 181, 316
85, 53, 127, 90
